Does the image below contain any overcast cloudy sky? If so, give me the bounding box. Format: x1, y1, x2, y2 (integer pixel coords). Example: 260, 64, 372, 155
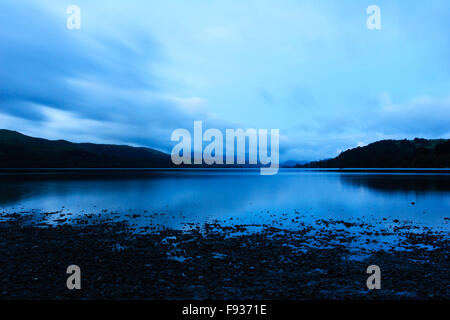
1, 0, 449, 161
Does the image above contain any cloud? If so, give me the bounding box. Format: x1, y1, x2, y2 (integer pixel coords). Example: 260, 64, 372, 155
0, 1, 229, 153
259, 88, 275, 104
370, 95, 450, 137
291, 85, 316, 108
285, 93, 450, 160
1, 1, 449, 162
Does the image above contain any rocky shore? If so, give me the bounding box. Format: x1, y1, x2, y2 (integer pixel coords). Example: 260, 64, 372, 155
0, 212, 448, 300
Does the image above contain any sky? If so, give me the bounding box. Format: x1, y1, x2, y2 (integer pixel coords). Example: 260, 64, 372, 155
1, 0, 449, 161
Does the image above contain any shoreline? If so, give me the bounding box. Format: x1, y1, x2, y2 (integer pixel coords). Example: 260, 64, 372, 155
0, 213, 448, 300
1, 168, 450, 173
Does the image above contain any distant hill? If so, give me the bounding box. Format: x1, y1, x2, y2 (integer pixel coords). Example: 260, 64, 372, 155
2, 131, 449, 169
281, 160, 310, 167
0, 130, 171, 168
299, 138, 450, 168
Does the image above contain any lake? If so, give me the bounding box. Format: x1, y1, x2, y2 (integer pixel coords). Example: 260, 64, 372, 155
1, 168, 450, 299
0, 169, 449, 232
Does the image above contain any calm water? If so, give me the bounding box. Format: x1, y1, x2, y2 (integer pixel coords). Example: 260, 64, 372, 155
0, 169, 449, 231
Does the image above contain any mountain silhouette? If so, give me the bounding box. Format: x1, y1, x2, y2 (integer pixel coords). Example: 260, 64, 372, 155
0, 129, 171, 168
300, 138, 450, 168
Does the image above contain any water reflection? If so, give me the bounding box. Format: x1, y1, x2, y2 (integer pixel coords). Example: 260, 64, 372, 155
339, 173, 450, 194
0, 169, 448, 229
